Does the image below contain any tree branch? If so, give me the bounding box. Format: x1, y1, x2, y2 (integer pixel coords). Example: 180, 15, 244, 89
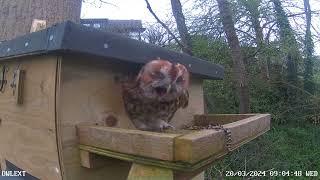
265, 22, 277, 44
235, 28, 255, 40
82, 0, 118, 8
144, 0, 185, 49
261, 10, 320, 30
98, 0, 117, 7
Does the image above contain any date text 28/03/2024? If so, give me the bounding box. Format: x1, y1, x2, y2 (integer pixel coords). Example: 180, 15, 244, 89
225, 170, 318, 177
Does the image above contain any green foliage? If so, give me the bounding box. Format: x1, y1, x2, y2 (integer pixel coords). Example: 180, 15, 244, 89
205, 124, 320, 179
191, 31, 320, 180
192, 36, 320, 125
313, 57, 320, 95
192, 36, 238, 113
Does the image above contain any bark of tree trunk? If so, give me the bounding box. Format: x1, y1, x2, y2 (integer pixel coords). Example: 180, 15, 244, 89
0, 0, 82, 41
303, 0, 314, 93
170, 0, 193, 55
242, 0, 269, 80
217, 0, 250, 113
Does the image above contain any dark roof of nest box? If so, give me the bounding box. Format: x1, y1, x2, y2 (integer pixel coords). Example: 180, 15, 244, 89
0, 21, 224, 80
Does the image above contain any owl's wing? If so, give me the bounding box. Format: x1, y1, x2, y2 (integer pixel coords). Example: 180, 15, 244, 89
136, 66, 145, 82
166, 90, 189, 123
178, 90, 189, 109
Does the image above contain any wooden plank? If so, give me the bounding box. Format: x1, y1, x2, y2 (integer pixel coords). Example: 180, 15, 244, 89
77, 125, 180, 161
78, 144, 228, 172
127, 163, 174, 180
77, 114, 270, 172
79, 150, 92, 169
77, 114, 270, 169
0, 56, 62, 180
78, 145, 190, 171
175, 171, 204, 180
191, 173, 204, 180
80, 150, 111, 169
57, 56, 134, 180
175, 130, 225, 163
194, 114, 256, 125
175, 114, 270, 163
224, 114, 271, 145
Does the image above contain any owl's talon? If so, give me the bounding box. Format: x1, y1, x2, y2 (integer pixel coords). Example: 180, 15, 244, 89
158, 122, 175, 132
167, 124, 176, 130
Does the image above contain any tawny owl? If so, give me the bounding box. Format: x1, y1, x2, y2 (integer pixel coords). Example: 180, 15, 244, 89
121, 59, 189, 132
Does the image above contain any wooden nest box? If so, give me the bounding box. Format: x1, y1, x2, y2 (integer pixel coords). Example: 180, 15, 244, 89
0, 21, 270, 180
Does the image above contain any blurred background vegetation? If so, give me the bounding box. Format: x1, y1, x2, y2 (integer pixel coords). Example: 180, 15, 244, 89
140, 0, 320, 179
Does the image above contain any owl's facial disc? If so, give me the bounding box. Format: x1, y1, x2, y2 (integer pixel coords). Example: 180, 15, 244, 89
148, 66, 172, 97
137, 59, 189, 101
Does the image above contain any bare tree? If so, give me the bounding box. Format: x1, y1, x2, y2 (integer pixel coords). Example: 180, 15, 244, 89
0, 0, 82, 41
142, 22, 176, 47
217, 0, 250, 113
82, 0, 117, 8
171, 0, 193, 55
144, 0, 193, 55
240, 0, 270, 80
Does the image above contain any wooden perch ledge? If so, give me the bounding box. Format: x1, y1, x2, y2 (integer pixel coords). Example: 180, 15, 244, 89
77, 114, 270, 172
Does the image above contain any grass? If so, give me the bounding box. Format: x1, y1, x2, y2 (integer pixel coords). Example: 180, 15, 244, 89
205, 124, 320, 179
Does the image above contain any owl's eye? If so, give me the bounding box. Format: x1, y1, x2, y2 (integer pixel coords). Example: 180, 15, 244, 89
176, 76, 183, 83
151, 72, 165, 79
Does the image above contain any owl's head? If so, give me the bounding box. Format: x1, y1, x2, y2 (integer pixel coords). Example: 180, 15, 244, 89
136, 59, 189, 101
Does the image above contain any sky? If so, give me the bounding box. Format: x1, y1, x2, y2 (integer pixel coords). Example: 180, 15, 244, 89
81, 0, 174, 23
81, 0, 320, 55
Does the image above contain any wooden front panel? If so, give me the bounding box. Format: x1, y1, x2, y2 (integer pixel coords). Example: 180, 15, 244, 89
0, 55, 61, 180
57, 56, 132, 180
57, 55, 204, 180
